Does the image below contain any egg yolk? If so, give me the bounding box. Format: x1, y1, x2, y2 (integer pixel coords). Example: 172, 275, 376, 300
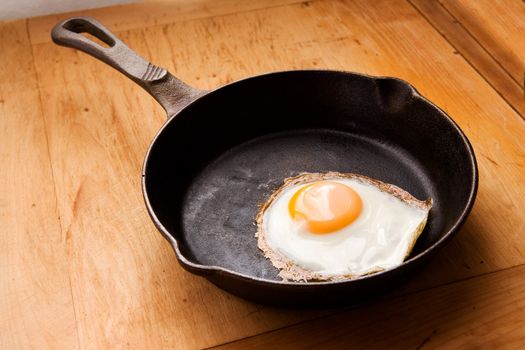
288, 181, 362, 234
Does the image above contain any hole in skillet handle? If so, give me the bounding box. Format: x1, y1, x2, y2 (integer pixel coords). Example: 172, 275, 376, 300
70, 30, 115, 49
52, 17, 118, 52
51, 16, 207, 117
62, 18, 115, 48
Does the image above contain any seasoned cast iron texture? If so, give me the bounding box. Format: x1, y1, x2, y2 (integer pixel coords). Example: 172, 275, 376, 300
52, 17, 478, 307
143, 71, 477, 306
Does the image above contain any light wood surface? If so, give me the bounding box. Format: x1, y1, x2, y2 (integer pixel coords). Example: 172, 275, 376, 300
410, 0, 525, 118
214, 264, 525, 350
440, 0, 525, 88
2, 0, 525, 349
27, 0, 305, 45
0, 20, 78, 349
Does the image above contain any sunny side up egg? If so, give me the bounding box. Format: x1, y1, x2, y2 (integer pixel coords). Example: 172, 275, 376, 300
256, 172, 432, 282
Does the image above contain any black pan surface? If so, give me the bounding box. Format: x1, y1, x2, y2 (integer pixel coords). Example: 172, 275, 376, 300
181, 128, 432, 280
52, 17, 478, 307
143, 71, 476, 305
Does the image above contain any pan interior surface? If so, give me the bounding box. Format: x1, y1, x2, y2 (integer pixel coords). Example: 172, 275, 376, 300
181, 129, 435, 280
144, 71, 476, 283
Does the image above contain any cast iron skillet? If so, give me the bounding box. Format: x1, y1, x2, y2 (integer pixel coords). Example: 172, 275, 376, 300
52, 17, 478, 307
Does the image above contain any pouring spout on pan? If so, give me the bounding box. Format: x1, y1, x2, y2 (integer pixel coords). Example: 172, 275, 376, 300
51, 16, 206, 117
52, 16, 478, 307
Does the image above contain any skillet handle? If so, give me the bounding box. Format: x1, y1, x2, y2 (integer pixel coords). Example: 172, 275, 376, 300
51, 17, 205, 117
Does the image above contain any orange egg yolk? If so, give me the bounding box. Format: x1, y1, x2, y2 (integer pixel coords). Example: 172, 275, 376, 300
288, 181, 362, 234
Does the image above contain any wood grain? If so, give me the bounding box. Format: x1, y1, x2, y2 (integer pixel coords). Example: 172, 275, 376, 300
27, 0, 306, 45
212, 264, 525, 350
0, 20, 79, 349
3, 0, 525, 348
245, 0, 525, 284
31, 18, 329, 350
409, 0, 525, 118
439, 0, 525, 87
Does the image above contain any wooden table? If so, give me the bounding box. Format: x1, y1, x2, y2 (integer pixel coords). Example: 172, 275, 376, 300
2, 0, 525, 348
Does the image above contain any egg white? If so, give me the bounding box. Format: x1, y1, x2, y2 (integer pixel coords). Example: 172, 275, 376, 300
258, 175, 431, 281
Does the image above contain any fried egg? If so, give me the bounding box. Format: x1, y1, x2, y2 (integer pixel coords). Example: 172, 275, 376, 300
256, 172, 432, 282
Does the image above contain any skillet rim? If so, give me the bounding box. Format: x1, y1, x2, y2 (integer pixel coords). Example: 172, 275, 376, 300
141, 69, 479, 287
